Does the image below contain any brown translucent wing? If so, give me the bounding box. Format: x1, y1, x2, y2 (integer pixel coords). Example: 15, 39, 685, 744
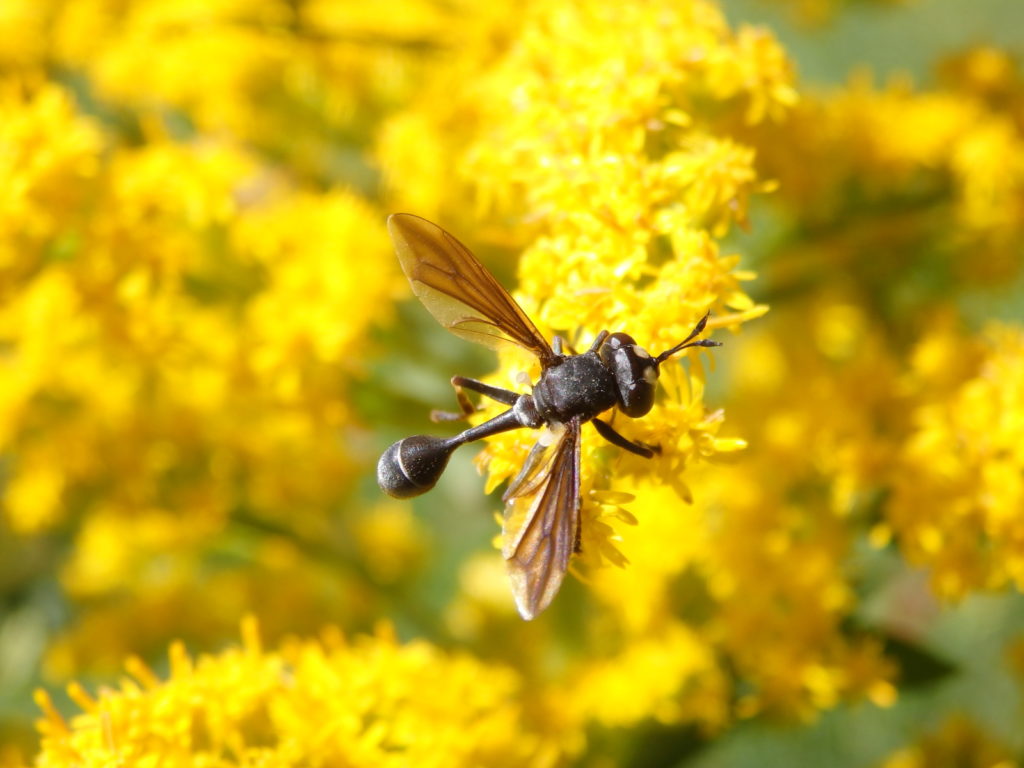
387, 213, 555, 365
501, 417, 581, 620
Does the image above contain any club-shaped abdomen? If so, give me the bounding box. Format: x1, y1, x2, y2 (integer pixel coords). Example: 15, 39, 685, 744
377, 435, 459, 499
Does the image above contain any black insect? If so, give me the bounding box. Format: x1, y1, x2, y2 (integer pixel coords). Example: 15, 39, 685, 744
377, 214, 720, 619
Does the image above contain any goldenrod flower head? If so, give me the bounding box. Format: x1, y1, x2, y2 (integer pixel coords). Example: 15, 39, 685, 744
879, 715, 1019, 768
352, 503, 429, 585
660, 297, 908, 719
939, 46, 1020, 102
0, 0, 452, 179
33, 621, 558, 767
571, 622, 726, 729
753, 59, 1024, 286
696, 453, 898, 719
586, 475, 762, 639
0, 1, 53, 69
889, 323, 1024, 599
235, 189, 399, 373
0, 80, 101, 276
0, 67, 398, 674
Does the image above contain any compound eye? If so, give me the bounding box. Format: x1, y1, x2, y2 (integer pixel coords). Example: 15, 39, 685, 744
606, 332, 636, 349
600, 332, 637, 366
600, 339, 659, 418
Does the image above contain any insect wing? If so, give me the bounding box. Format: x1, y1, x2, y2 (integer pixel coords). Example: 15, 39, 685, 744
387, 213, 555, 365
501, 418, 581, 620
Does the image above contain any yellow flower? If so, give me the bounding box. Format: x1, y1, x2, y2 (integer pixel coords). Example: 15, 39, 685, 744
0, 79, 101, 279
879, 715, 1018, 768
352, 503, 429, 586
235, 189, 400, 375
18, 0, 450, 178
889, 323, 1024, 599
752, 59, 1024, 288
0, 75, 398, 675
661, 298, 907, 719
34, 620, 560, 767
0, 1, 53, 69
571, 622, 727, 729
698, 457, 897, 719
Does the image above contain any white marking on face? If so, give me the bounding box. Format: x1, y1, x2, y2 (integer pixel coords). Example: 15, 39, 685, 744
643, 366, 658, 384
634, 346, 651, 359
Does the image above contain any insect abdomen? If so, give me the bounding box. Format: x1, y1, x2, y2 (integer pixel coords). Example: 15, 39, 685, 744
377, 435, 457, 498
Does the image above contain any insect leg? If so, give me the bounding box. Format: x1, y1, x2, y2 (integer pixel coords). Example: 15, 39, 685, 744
586, 330, 610, 354
553, 334, 586, 355
430, 375, 520, 422
592, 417, 660, 458
562, 331, 582, 356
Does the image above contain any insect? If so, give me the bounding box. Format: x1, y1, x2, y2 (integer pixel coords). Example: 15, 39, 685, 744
377, 213, 720, 619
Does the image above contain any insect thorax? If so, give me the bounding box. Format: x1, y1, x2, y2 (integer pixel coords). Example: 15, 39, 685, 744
532, 352, 619, 423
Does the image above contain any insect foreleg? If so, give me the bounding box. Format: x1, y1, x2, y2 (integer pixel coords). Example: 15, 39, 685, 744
430, 375, 521, 422
592, 417, 659, 458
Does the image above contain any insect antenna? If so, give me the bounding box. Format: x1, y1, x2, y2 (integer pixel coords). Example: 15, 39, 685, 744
654, 311, 721, 365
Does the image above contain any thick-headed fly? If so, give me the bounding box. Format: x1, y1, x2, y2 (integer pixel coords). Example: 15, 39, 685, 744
377, 214, 720, 619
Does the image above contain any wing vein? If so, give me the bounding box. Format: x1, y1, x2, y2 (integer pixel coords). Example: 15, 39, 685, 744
388, 213, 554, 363
501, 418, 581, 619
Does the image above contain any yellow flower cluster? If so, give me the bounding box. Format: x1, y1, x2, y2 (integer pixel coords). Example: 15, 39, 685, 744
31, 620, 558, 768
744, 49, 1024, 608
754, 48, 1024, 288
677, 42, 1024, 722
889, 324, 1024, 598
0, 0, 450, 179
0, 8, 404, 677
879, 715, 1019, 768
676, 306, 901, 719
